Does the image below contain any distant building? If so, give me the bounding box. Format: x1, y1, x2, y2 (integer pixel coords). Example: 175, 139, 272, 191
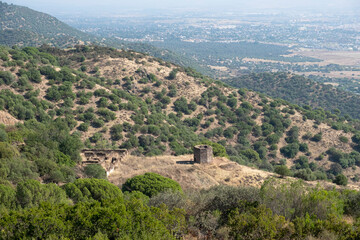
81, 149, 128, 175
193, 145, 213, 164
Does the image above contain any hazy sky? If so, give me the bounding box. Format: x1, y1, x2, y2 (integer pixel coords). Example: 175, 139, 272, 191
3, 0, 360, 16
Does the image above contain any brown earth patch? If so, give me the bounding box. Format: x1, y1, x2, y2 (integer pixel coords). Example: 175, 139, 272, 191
108, 155, 274, 190
0, 111, 20, 125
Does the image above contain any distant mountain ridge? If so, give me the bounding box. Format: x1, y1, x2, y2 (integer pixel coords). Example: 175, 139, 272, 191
0, 1, 93, 47
0, 1, 214, 75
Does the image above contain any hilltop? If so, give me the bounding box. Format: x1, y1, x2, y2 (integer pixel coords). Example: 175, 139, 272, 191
1, 45, 360, 188
0, 1, 214, 75
0, 1, 92, 47
108, 154, 360, 191
108, 155, 273, 189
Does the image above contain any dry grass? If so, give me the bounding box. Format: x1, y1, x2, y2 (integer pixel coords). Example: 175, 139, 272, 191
108, 155, 274, 190
299, 71, 360, 80
295, 49, 360, 66
107, 154, 360, 191
0, 110, 20, 125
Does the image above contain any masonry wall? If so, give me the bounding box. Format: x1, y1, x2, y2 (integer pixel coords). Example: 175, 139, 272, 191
194, 145, 213, 164
81, 149, 128, 175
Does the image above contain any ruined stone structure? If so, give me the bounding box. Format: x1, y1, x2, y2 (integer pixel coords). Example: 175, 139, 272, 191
194, 145, 213, 164
81, 149, 128, 175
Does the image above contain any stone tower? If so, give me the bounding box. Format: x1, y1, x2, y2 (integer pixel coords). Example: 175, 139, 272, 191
193, 145, 213, 164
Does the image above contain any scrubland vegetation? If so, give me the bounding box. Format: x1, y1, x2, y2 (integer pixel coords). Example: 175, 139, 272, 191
2, 175, 360, 239
1, 45, 360, 239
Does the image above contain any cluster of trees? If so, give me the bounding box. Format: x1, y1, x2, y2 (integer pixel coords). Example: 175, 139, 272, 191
0, 117, 82, 185
152, 40, 311, 68
1, 174, 360, 239
224, 72, 360, 119
309, 74, 360, 95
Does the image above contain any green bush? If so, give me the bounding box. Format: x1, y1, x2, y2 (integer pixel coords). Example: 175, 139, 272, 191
78, 122, 89, 132
122, 172, 182, 197
198, 140, 228, 158
84, 164, 107, 179
311, 132, 323, 142
228, 204, 292, 240
64, 178, 123, 203
333, 174, 348, 186
0, 71, 14, 85
167, 69, 178, 80
0, 184, 16, 209
16, 179, 68, 208
274, 165, 292, 178
280, 143, 300, 158
339, 136, 348, 143
110, 124, 123, 141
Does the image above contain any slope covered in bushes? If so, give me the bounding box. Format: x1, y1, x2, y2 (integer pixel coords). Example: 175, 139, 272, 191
223, 72, 360, 119
1, 45, 360, 186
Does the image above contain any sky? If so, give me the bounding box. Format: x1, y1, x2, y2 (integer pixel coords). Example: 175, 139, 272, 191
3, 0, 360, 16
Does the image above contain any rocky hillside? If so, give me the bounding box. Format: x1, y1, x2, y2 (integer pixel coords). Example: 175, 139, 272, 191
1, 45, 360, 187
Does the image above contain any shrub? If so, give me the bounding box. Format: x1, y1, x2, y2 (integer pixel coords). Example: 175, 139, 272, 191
89, 132, 102, 143
299, 143, 308, 152
240, 149, 261, 165
266, 134, 280, 145
198, 140, 228, 158
0, 184, 16, 209
167, 69, 178, 80
77, 122, 89, 132
0, 71, 14, 85
228, 204, 292, 240
275, 165, 292, 178
122, 172, 182, 197
63, 178, 123, 203
339, 136, 348, 143
0, 128, 8, 142
352, 133, 360, 144
16, 180, 68, 208
84, 164, 107, 179
110, 124, 123, 141
311, 132, 322, 142
91, 118, 105, 128
280, 143, 300, 158
27, 68, 42, 83
173, 97, 190, 114
333, 174, 348, 186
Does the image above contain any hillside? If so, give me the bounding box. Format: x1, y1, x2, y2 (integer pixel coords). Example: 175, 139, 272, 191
0, 1, 93, 47
108, 154, 360, 191
109, 155, 273, 189
1, 45, 360, 188
223, 72, 360, 119
0, 1, 215, 76
3, 44, 360, 239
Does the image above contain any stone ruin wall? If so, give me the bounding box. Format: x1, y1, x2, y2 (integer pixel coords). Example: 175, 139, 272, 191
81, 149, 128, 176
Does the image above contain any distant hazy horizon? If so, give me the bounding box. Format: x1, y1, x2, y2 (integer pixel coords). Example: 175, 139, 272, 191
3, 0, 360, 17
